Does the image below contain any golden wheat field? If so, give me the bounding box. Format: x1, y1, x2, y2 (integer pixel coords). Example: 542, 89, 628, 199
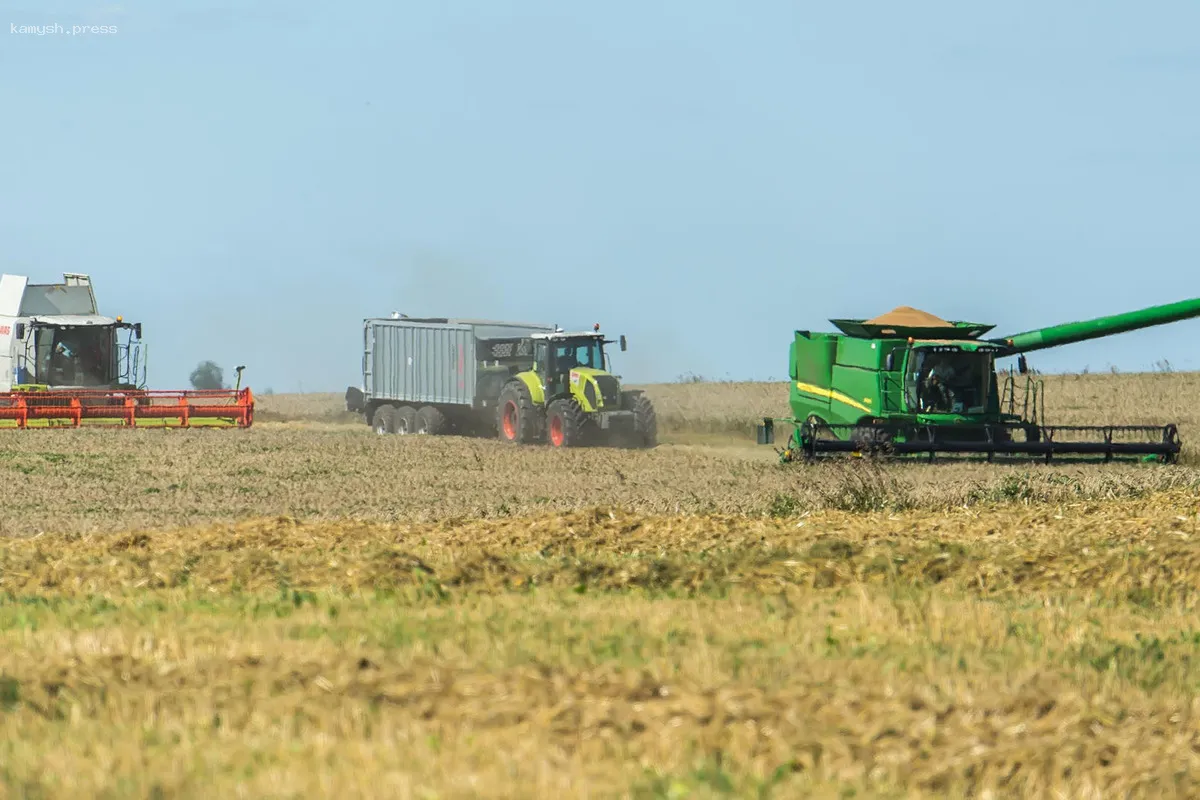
2, 372, 1200, 798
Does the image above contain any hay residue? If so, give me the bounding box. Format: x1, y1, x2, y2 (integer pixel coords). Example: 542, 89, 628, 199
866, 306, 953, 328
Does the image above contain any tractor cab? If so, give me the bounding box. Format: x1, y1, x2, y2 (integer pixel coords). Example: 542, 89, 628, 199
530, 326, 626, 394
535, 328, 628, 379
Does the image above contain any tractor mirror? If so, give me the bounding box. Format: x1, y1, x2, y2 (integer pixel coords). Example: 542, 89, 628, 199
134, 323, 142, 339
885, 352, 895, 371
1018, 355, 1028, 375
619, 335, 627, 351
13, 323, 24, 340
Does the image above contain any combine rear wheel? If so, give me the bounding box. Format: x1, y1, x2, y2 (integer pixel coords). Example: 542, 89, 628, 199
416, 405, 446, 435
497, 382, 538, 444
546, 398, 587, 447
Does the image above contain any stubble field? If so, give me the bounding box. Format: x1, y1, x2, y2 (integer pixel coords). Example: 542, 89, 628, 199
1, 371, 1199, 797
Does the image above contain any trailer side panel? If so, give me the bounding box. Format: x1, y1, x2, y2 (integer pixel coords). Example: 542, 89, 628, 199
367, 321, 476, 406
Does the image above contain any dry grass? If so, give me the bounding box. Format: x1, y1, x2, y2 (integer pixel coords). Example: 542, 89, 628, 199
3, 497, 1200, 796
0, 373, 1198, 796
0, 425, 1195, 538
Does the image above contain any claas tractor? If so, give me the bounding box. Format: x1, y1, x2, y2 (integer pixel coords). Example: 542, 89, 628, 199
757, 297, 1200, 463
495, 324, 657, 448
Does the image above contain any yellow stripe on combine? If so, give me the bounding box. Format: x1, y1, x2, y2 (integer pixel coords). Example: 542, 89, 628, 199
795, 382, 872, 415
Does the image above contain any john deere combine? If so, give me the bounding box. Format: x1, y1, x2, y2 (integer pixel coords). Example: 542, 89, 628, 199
757, 297, 1200, 462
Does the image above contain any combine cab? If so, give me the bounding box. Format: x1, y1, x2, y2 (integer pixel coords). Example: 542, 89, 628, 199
757, 297, 1200, 463
0, 272, 253, 428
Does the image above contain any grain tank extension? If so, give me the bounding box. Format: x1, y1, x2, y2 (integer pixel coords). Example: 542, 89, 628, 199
0, 272, 253, 428
347, 315, 656, 448
757, 296, 1200, 462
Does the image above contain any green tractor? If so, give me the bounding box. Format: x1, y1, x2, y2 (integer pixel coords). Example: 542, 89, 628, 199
495, 325, 657, 449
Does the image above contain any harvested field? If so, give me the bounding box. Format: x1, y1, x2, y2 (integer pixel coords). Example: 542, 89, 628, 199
1, 373, 1198, 796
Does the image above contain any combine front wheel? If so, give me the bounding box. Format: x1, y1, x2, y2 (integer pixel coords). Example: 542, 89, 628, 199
851, 422, 893, 454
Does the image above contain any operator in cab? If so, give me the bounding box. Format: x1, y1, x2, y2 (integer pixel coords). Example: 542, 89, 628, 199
920, 360, 959, 413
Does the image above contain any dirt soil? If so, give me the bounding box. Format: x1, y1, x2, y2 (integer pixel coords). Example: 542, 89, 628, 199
866, 305, 953, 327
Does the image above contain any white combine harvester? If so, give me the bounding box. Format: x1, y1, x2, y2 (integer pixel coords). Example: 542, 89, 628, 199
0, 272, 253, 428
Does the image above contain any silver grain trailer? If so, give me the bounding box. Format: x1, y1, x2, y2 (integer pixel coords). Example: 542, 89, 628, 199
346, 316, 556, 435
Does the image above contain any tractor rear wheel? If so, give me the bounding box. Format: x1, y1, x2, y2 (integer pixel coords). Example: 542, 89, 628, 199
416, 405, 446, 435
497, 382, 539, 444
395, 405, 417, 434
546, 398, 587, 447
372, 404, 398, 434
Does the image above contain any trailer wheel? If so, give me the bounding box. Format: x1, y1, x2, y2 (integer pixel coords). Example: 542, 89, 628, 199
497, 382, 538, 444
546, 398, 587, 447
416, 405, 447, 435
372, 404, 398, 434
395, 406, 417, 435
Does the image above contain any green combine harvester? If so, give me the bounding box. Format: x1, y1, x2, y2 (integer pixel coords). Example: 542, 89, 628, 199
756, 297, 1200, 463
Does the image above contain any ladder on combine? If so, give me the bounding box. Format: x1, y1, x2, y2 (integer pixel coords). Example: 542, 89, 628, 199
1000, 371, 1045, 426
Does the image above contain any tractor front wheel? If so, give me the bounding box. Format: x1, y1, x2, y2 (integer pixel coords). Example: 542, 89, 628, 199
497, 382, 539, 444
630, 393, 657, 448
546, 398, 587, 448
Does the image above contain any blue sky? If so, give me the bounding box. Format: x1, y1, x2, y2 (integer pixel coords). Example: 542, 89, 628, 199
3, 1, 1198, 392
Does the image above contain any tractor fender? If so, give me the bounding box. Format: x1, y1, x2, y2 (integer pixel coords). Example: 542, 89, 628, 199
511, 371, 546, 406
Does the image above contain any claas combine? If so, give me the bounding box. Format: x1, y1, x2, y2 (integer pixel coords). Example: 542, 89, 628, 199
757, 296, 1200, 463
0, 272, 253, 428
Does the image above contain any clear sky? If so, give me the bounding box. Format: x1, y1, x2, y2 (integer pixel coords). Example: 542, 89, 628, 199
3, 1, 1198, 392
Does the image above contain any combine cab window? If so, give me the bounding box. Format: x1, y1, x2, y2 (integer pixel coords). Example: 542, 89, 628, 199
34, 326, 116, 387
905, 348, 991, 414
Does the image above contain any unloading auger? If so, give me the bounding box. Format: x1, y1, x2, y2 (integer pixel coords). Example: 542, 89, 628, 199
756, 296, 1200, 462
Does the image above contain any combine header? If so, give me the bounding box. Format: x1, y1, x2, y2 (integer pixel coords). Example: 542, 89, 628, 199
757, 297, 1200, 463
0, 273, 253, 428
